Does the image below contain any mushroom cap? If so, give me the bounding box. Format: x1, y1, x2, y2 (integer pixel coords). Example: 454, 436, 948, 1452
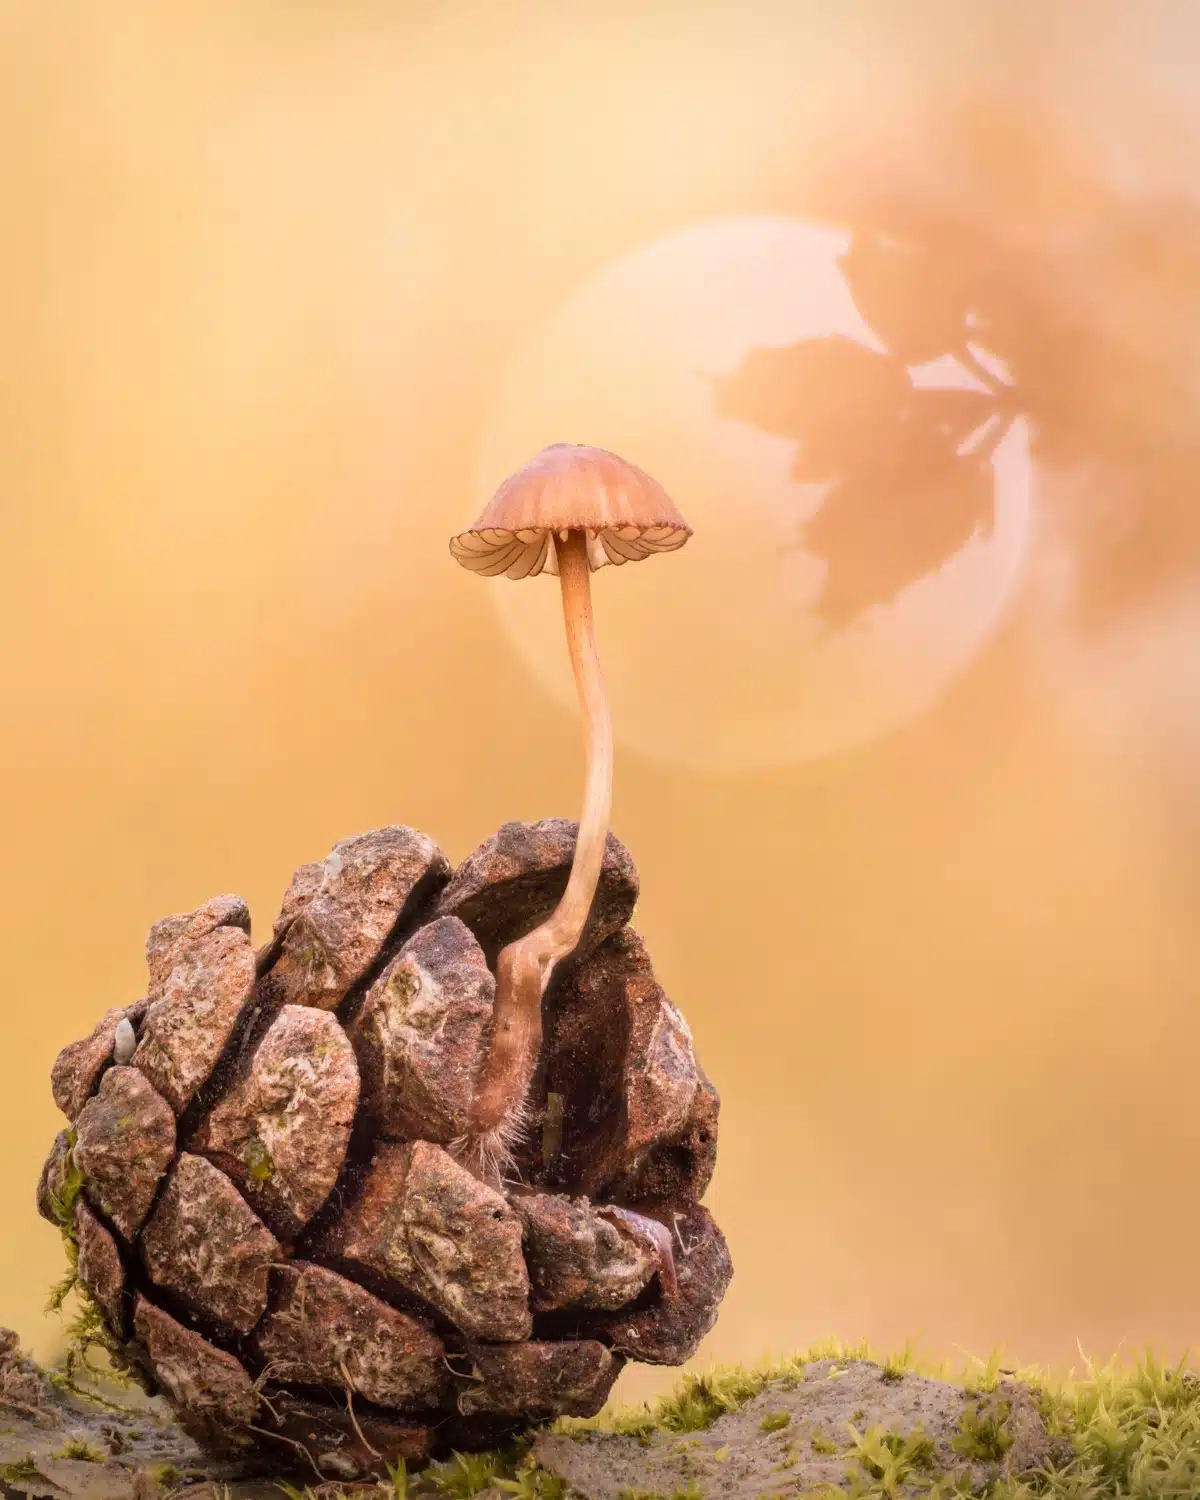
449, 442, 692, 579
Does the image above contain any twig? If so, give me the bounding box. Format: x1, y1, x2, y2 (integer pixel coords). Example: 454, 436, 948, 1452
244, 1422, 326, 1482
338, 1361, 381, 1460
955, 342, 1009, 396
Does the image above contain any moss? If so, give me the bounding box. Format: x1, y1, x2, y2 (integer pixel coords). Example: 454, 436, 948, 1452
42, 1133, 137, 1393
45, 1131, 85, 1232
243, 1136, 274, 1187
554, 1338, 1200, 1500
880, 1337, 921, 1385
386, 965, 418, 1002
18, 1333, 1200, 1500
59, 1293, 136, 1386
274, 1485, 317, 1500
848, 1424, 938, 1481
301, 940, 329, 977
383, 1456, 410, 1500
1, 1457, 46, 1487
950, 1397, 1014, 1463
960, 1347, 1009, 1398
587, 1362, 805, 1438
760, 1409, 791, 1433
496, 1460, 569, 1498
617, 1488, 703, 1500
426, 1448, 505, 1496
45, 1131, 85, 1315
54, 1437, 106, 1462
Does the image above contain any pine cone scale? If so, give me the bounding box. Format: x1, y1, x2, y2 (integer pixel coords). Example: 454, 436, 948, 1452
192, 1005, 359, 1238
139, 1153, 281, 1336
37, 819, 731, 1479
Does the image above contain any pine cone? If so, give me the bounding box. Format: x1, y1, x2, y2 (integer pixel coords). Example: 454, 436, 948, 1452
37, 820, 731, 1481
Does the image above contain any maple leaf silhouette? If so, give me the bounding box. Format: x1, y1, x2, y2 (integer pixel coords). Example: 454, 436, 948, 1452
803, 449, 995, 627
713, 336, 910, 481
792, 94, 1200, 632
838, 231, 975, 365
714, 332, 1005, 624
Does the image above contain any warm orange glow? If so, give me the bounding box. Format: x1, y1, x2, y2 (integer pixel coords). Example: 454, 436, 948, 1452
3, 2, 1200, 1414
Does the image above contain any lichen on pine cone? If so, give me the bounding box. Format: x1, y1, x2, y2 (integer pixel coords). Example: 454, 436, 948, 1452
36, 820, 731, 1481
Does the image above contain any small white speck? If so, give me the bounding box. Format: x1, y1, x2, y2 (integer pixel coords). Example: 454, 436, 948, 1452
113, 1018, 137, 1064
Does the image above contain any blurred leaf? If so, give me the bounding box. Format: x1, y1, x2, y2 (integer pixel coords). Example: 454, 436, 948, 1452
713, 335, 912, 480
717, 332, 1007, 624
838, 232, 973, 365
802, 449, 995, 628
910, 387, 998, 449
793, 96, 1200, 632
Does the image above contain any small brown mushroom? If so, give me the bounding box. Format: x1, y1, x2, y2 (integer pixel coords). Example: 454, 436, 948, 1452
450, 443, 691, 1178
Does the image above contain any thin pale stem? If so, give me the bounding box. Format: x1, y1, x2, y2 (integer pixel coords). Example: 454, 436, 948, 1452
467, 530, 613, 1147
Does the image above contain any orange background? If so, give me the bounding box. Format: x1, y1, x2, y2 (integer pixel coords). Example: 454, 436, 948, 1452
2, 1, 1199, 1409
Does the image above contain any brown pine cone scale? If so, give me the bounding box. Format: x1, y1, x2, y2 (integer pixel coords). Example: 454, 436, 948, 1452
37, 820, 731, 1480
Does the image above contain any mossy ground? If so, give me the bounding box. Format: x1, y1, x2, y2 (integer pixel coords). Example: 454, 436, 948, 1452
32, 1239, 1200, 1500
241, 1336, 1200, 1499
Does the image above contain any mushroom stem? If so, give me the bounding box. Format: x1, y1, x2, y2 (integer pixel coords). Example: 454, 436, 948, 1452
466, 529, 613, 1157
542, 530, 614, 956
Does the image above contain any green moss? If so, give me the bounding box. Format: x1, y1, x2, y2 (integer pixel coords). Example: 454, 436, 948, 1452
59, 1293, 136, 1386
617, 1487, 703, 1500
427, 1449, 504, 1497
243, 1136, 274, 1187
383, 1456, 410, 1500
557, 1339, 1200, 1500
950, 1398, 1014, 1463
54, 1437, 106, 1462
43, 1134, 136, 1391
497, 1460, 569, 1498
387, 965, 418, 1002
760, 1409, 791, 1433
880, 1338, 921, 1385
45, 1131, 85, 1232
44, 1131, 86, 1314
848, 1424, 938, 1485
20, 1333, 1200, 1500
1, 1457, 45, 1487
301, 940, 329, 977
629, 1364, 799, 1437
274, 1484, 314, 1500
960, 1347, 1009, 1398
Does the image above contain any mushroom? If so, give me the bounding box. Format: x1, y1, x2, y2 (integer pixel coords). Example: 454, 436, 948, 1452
449, 443, 692, 1178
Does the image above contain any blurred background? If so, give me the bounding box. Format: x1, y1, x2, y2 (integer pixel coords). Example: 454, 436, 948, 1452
4, 0, 1200, 1408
